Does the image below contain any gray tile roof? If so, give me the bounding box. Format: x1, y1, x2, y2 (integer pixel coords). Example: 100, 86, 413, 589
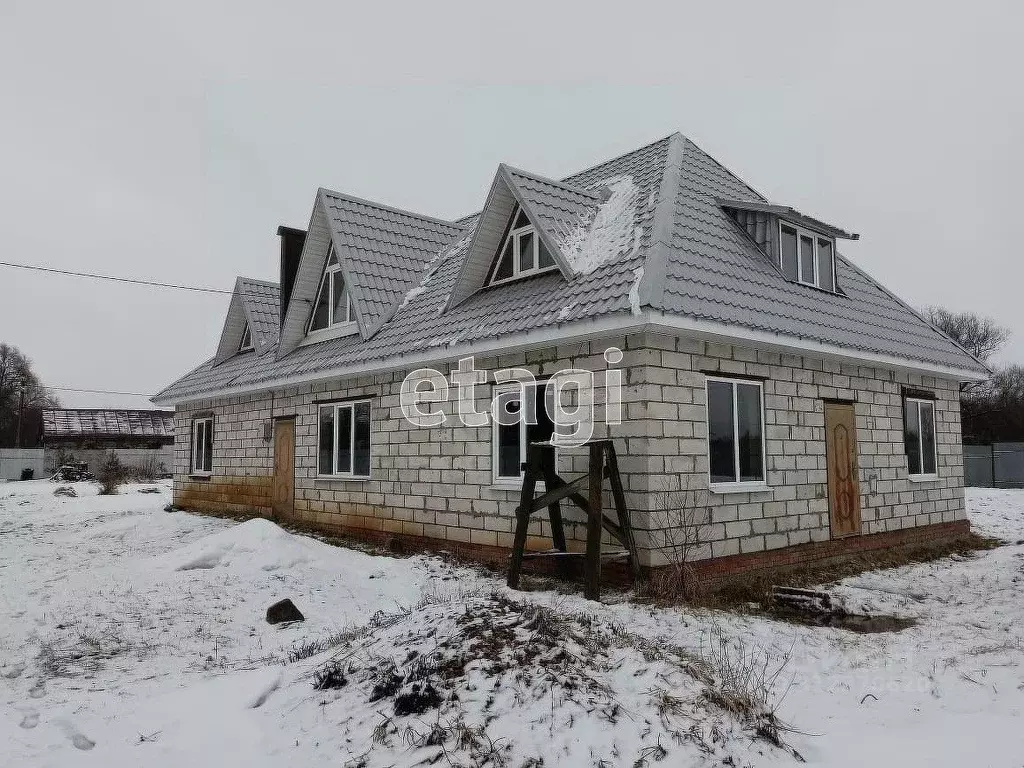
504, 165, 603, 242
657, 138, 983, 374
320, 189, 464, 336
237, 277, 280, 355
154, 133, 986, 404
43, 409, 174, 440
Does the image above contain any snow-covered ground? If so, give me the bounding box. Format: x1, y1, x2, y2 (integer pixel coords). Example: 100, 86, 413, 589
1, 481, 1022, 767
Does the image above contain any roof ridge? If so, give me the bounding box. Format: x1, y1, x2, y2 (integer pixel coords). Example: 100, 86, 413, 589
43, 407, 171, 414
449, 133, 680, 224
500, 163, 602, 199
561, 133, 680, 184
237, 276, 278, 288
681, 136, 770, 203
318, 187, 462, 230
638, 133, 687, 309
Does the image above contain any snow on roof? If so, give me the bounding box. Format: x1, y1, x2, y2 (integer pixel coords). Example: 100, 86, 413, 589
42, 409, 174, 440
153, 133, 988, 405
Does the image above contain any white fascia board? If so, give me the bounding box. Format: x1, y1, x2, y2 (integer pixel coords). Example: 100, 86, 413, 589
152, 314, 648, 406
645, 311, 990, 382
152, 310, 988, 406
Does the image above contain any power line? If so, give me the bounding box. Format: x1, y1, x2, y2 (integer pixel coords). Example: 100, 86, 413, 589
0, 260, 232, 295
47, 386, 153, 397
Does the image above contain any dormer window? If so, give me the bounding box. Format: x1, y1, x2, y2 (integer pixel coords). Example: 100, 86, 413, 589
779, 221, 835, 292
238, 323, 253, 352
308, 244, 354, 332
489, 206, 557, 284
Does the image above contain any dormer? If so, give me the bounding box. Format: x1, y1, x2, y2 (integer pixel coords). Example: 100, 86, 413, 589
777, 220, 836, 292
446, 164, 605, 309
305, 243, 357, 341
486, 205, 559, 285
212, 277, 280, 365
719, 199, 858, 294
276, 188, 463, 357
237, 322, 253, 352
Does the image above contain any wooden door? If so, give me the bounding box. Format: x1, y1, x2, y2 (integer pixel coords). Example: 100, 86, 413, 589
824, 402, 861, 537
272, 419, 295, 520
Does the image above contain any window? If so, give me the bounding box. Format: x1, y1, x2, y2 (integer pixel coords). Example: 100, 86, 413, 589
191, 417, 214, 475
317, 400, 372, 478
706, 377, 765, 487
904, 397, 938, 477
238, 323, 253, 352
778, 221, 835, 292
308, 244, 354, 333
492, 380, 556, 482
489, 206, 557, 284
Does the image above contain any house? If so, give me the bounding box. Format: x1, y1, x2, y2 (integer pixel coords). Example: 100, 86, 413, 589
42, 408, 175, 475
152, 133, 988, 581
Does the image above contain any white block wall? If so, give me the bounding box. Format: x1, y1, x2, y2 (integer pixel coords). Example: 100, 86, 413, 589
172, 331, 968, 566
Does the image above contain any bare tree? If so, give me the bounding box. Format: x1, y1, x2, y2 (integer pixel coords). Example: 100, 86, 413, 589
962, 364, 1024, 443
923, 306, 1010, 364
642, 481, 712, 600
0, 343, 59, 447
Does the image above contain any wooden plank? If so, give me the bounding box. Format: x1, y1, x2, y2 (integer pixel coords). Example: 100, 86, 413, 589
604, 442, 640, 579
530, 465, 610, 513
584, 442, 604, 601
507, 446, 540, 589
528, 472, 588, 512
540, 445, 570, 578
522, 550, 629, 560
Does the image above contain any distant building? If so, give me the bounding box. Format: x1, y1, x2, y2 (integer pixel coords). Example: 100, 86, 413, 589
41, 409, 175, 474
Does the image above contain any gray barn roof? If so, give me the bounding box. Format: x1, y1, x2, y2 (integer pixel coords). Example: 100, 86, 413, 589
43, 409, 175, 440
154, 133, 987, 405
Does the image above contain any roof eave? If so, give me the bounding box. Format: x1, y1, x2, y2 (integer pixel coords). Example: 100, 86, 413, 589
717, 198, 859, 240
151, 309, 988, 406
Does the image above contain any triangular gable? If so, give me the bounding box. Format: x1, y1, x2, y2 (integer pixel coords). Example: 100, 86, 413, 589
213, 277, 279, 364
277, 189, 462, 356
446, 165, 602, 309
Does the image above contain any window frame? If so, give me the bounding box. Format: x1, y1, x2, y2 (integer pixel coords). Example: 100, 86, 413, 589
904, 396, 939, 480
778, 220, 836, 292
316, 398, 372, 480
307, 244, 357, 338
190, 417, 214, 476
238, 323, 253, 352
704, 375, 768, 491
491, 379, 558, 486
488, 207, 559, 286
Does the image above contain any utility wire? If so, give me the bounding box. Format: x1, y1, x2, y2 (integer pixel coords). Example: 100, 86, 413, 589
0, 260, 232, 295
47, 386, 154, 397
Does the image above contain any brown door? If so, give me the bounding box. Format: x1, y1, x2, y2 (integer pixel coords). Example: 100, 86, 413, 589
824, 402, 861, 538
272, 418, 295, 520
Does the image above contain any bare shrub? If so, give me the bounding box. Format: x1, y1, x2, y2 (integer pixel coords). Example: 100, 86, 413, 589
125, 455, 160, 483
641, 481, 712, 601
313, 660, 348, 690
694, 621, 795, 750
37, 620, 134, 677
95, 453, 127, 495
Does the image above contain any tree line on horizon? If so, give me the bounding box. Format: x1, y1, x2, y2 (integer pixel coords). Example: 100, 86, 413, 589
0, 343, 59, 448
921, 306, 1021, 445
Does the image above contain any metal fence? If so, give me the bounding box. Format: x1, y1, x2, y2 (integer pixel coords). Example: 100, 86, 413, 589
964, 443, 1024, 488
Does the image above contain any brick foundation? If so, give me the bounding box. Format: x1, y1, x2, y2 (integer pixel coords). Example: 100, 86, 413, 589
687, 519, 971, 586
176, 500, 971, 592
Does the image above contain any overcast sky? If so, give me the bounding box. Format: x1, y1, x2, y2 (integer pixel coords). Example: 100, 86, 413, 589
1, 1, 1020, 409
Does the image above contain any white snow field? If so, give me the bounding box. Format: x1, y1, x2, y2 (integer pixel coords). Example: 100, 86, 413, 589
1, 480, 1023, 767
